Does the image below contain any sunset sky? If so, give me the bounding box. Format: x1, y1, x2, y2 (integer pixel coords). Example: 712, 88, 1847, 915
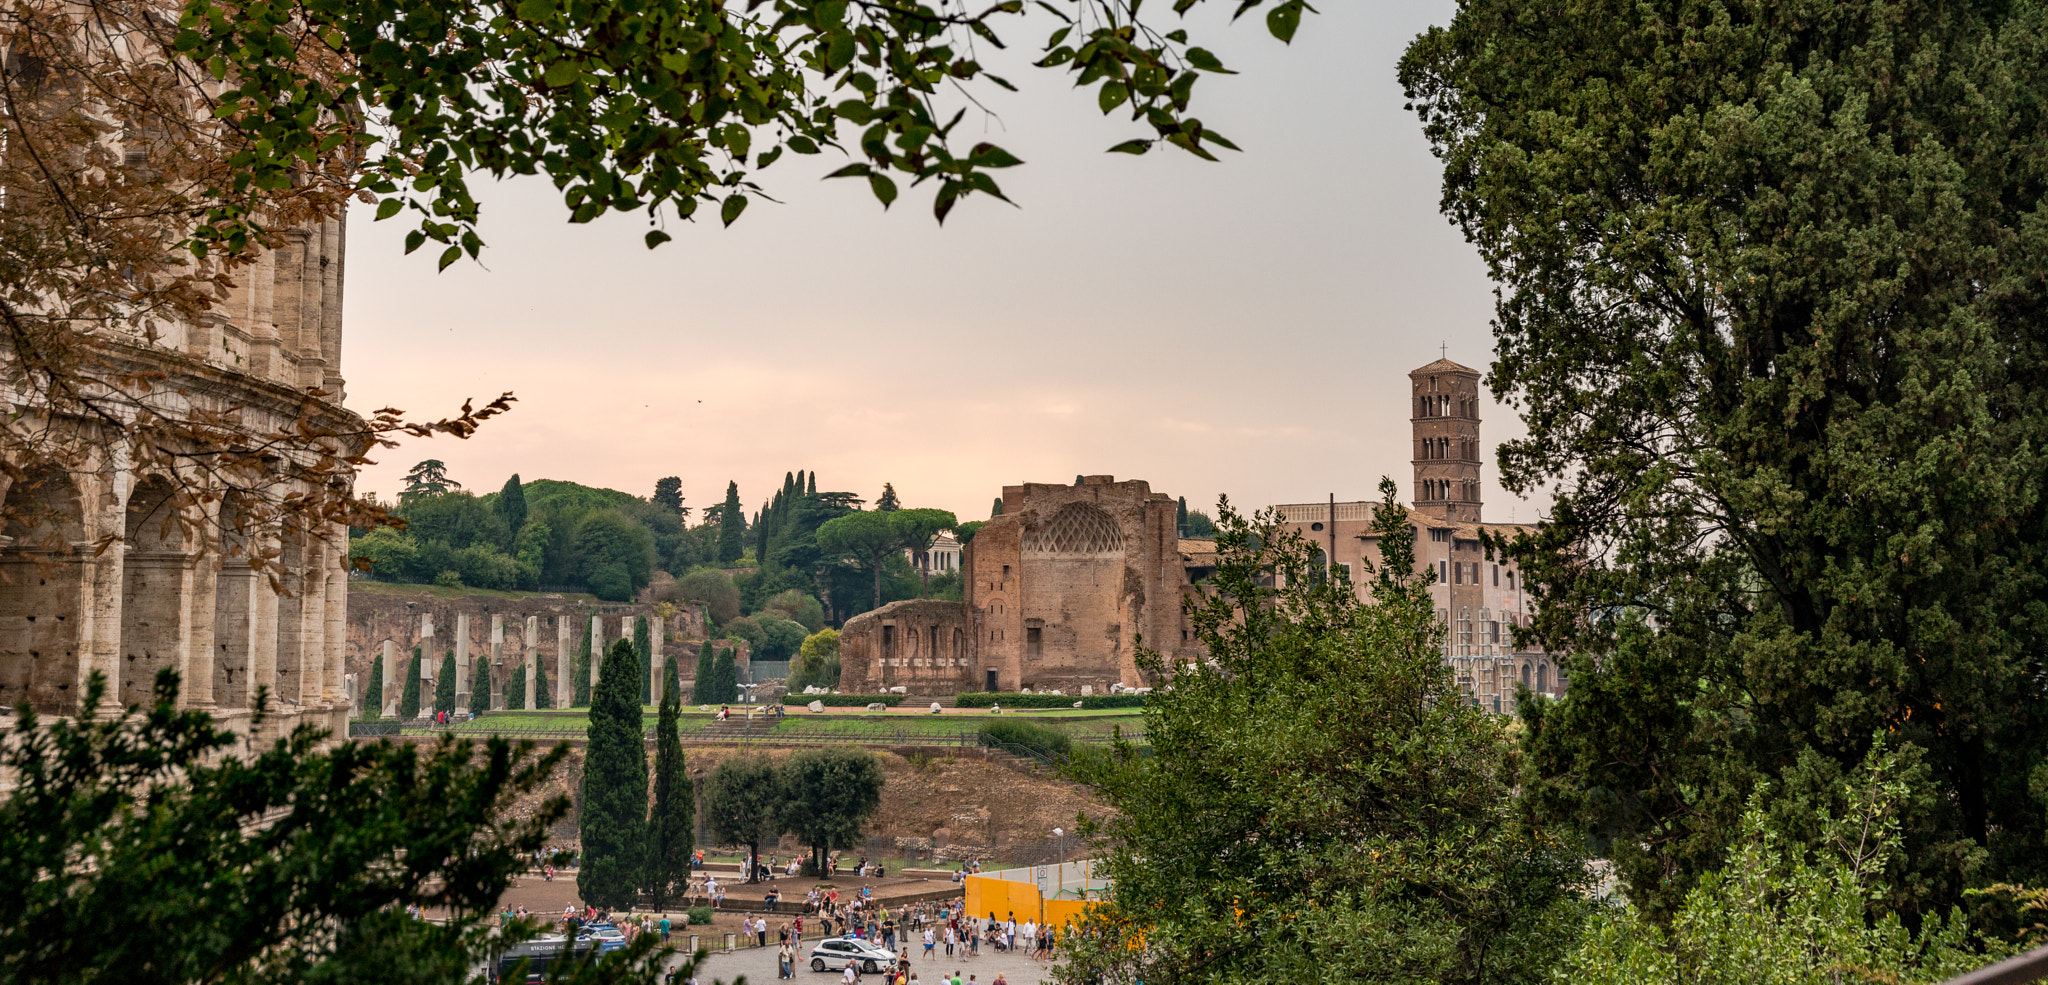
339, 0, 1546, 527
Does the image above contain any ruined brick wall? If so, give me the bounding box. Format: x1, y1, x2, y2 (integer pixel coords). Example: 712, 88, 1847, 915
966, 476, 1189, 693
837, 599, 974, 695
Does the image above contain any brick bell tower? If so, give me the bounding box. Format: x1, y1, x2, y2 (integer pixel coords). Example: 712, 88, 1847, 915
1411, 357, 1484, 523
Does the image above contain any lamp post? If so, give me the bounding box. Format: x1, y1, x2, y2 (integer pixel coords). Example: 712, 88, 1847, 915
1053, 827, 1065, 898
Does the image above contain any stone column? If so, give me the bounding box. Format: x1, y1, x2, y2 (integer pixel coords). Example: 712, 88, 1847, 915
524, 615, 539, 709
650, 621, 664, 705
555, 614, 572, 708
489, 614, 506, 711
184, 542, 219, 709
453, 613, 471, 717
381, 639, 400, 718
417, 627, 434, 718
589, 614, 604, 691
323, 542, 346, 706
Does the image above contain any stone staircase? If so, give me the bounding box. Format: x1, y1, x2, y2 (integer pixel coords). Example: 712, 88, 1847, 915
698, 717, 764, 740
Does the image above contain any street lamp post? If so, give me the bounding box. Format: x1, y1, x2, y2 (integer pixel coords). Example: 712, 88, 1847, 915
1053, 827, 1065, 897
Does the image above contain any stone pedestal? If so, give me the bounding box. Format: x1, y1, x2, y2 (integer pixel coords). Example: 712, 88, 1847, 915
589, 614, 603, 692
453, 613, 471, 717
650, 623, 664, 705
381, 639, 400, 718
489, 614, 505, 711
555, 615, 572, 708
523, 615, 539, 709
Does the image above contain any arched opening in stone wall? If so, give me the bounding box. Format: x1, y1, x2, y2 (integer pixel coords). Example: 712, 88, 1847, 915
213, 494, 255, 709
0, 468, 87, 714
952, 628, 963, 662
1537, 663, 1548, 694
120, 474, 189, 708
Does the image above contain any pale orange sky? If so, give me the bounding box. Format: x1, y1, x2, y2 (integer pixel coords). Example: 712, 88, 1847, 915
340, 0, 1550, 527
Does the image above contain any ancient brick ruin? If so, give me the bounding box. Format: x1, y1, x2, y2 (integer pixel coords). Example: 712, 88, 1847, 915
838, 476, 1207, 695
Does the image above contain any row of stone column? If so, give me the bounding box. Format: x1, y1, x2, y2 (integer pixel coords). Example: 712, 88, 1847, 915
375, 612, 669, 718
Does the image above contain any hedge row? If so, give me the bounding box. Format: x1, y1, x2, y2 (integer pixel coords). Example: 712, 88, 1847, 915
954, 692, 1146, 709
979, 719, 1073, 757
806, 694, 905, 707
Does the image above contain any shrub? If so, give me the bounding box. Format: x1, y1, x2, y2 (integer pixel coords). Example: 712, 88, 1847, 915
955, 692, 1145, 709
979, 719, 1072, 757
687, 907, 715, 925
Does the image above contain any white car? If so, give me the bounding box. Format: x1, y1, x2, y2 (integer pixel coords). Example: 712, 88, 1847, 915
808, 937, 895, 974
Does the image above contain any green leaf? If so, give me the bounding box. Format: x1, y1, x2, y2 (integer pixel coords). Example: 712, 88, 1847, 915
824, 163, 872, 179
868, 173, 898, 208
515, 0, 555, 19
375, 198, 403, 221
543, 60, 577, 88
1186, 47, 1233, 73
437, 245, 462, 271
404, 229, 425, 254
645, 230, 672, 249
933, 182, 961, 224
969, 143, 1024, 168
1099, 81, 1130, 114
788, 135, 821, 154
1108, 139, 1152, 155
721, 195, 749, 226
1267, 0, 1303, 43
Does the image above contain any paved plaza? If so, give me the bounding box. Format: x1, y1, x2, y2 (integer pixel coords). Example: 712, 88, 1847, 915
673, 940, 1062, 985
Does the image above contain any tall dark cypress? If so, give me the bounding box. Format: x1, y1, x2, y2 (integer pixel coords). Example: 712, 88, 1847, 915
534, 657, 553, 709
713, 648, 738, 703
693, 641, 715, 704
360, 653, 384, 718
434, 649, 457, 715
497, 473, 527, 540
875, 483, 900, 511
991, 497, 1003, 517
578, 639, 648, 909
398, 646, 423, 718
648, 673, 692, 908
717, 481, 745, 564
806, 472, 816, 496
505, 663, 526, 710
573, 630, 593, 707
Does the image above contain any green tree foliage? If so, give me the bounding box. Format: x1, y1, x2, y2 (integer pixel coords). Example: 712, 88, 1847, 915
758, 618, 807, 663
398, 646, 423, 719
573, 632, 593, 709
575, 511, 654, 602
692, 642, 715, 705
953, 521, 983, 546
701, 757, 780, 885
791, 630, 841, 693
1059, 481, 1589, 985
816, 510, 901, 610
578, 640, 648, 910
777, 748, 885, 881
1400, 0, 2048, 919
763, 589, 826, 632
1176, 496, 1188, 534
1180, 509, 1215, 538
635, 617, 653, 704
496, 474, 527, 538
671, 568, 741, 623
711, 649, 738, 704
717, 482, 746, 565
649, 680, 692, 908
991, 497, 1003, 517
434, 649, 457, 716
399, 459, 460, 503
0, 670, 670, 985
359, 653, 384, 719
533, 657, 553, 710
891, 508, 957, 596
652, 477, 686, 515
505, 663, 525, 711
874, 483, 900, 512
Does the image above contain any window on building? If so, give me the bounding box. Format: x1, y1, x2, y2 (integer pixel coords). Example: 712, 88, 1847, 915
1492, 565, 1498, 586
1507, 569, 1515, 590
1439, 560, 1448, 583
1026, 626, 1042, 658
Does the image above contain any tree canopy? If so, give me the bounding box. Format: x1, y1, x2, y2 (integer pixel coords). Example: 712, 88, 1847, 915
578, 640, 647, 909
1400, 0, 2048, 919
701, 756, 781, 884
777, 748, 885, 880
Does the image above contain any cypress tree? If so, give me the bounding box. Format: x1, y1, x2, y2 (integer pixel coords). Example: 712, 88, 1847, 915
1177, 496, 1189, 536
991, 497, 1003, 517
434, 649, 457, 715
360, 652, 384, 718
578, 639, 648, 910
573, 631, 592, 708
806, 472, 816, 496
506, 663, 525, 710
875, 483, 900, 512
649, 672, 692, 908
693, 641, 715, 704
712, 648, 738, 703
717, 481, 745, 564
634, 616, 652, 704
398, 646, 423, 718
497, 473, 527, 539
534, 658, 552, 709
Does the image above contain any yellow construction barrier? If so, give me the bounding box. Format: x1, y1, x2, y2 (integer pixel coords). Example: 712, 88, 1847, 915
964, 874, 1103, 928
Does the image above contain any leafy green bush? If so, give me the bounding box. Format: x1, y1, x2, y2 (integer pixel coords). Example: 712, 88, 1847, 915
812, 694, 903, 707
956, 692, 1144, 709
980, 719, 1072, 757
687, 907, 715, 925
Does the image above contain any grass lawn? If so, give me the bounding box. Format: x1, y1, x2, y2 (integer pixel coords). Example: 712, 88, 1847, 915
349, 580, 599, 603
425, 704, 1144, 742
